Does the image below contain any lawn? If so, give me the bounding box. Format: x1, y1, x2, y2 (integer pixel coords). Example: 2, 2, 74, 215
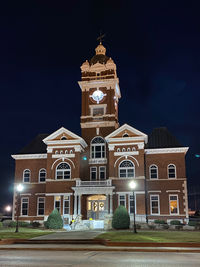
0, 227, 54, 239
96, 231, 200, 243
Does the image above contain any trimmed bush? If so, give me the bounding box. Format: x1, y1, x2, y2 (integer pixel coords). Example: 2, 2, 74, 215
188, 221, 200, 227
148, 224, 156, 230
30, 221, 41, 228
0, 222, 3, 228
2, 220, 12, 227
44, 221, 49, 229
46, 209, 63, 229
18, 221, 29, 227
170, 220, 181, 225
154, 219, 166, 224
112, 206, 130, 230
9, 221, 17, 227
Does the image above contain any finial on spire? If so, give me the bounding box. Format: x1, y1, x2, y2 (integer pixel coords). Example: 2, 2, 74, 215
97, 32, 105, 44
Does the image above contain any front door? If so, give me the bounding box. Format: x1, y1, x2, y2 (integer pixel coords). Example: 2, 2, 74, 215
87, 195, 106, 220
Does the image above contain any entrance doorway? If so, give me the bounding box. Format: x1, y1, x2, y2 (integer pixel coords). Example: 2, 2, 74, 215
87, 195, 106, 220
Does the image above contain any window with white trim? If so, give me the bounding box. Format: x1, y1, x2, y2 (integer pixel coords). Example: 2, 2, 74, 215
91, 137, 105, 159
37, 197, 45, 215
119, 195, 126, 207
90, 167, 97, 181
99, 166, 106, 180
63, 196, 70, 215
119, 160, 135, 178
129, 194, 135, 214
21, 198, 28, 216
168, 164, 176, 178
169, 195, 179, 214
56, 163, 71, 180
54, 196, 61, 213
39, 169, 46, 182
150, 195, 160, 214
23, 169, 30, 183
149, 165, 158, 179
117, 148, 120, 152
122, 148, 126, 152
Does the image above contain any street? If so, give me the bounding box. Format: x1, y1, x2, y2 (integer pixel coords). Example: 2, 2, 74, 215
0, 250, 200, 266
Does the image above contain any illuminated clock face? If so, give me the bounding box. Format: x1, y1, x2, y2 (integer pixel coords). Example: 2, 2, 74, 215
91, 90, 105, 104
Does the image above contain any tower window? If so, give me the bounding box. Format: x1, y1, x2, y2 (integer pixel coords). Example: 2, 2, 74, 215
93, 107, 104, 116
91, 137, 105, 159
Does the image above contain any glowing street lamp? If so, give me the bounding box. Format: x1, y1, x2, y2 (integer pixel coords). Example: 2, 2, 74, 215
129, 180, 137, 234
15, 183, 24, 233
5, 205, 11, 213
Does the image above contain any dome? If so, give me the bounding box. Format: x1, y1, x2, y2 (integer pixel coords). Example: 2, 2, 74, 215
81, 60, 90, 71
95, 43, 106, 55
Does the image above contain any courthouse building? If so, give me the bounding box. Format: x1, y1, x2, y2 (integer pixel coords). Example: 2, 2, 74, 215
12, 42, 189, 228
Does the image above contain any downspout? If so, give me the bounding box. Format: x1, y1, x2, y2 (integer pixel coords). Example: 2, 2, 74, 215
144, 150, 148, 224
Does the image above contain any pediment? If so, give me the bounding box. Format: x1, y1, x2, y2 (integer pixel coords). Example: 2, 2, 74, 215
105, 124, 148, 143
43, 127, 87, 147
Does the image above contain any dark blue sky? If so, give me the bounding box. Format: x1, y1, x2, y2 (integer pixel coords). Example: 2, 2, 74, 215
1, 1, 200, 212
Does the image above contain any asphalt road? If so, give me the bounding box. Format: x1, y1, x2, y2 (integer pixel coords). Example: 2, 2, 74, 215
0, 251, 200, 266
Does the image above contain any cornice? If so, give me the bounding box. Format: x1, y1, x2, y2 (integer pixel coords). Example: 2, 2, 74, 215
145, 147, 189, 154
11, 154, 47, 160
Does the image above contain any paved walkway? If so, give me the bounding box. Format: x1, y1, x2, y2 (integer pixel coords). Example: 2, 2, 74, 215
32, 230, 104, 240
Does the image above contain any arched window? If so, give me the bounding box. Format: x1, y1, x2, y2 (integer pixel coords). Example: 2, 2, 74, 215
55, 150, 58, 154
119, 160, 135, 178
91, 137, 105, 159
60, 150, 63, 154
61, 136, 67, 140
70, 150, 73, 154
132, 147, 136, 151
168, 164, 176, 178
56, 163, 71, 180
127, 148, 131, 152
149, 165, 158, 179
122, 148, 126, 152
65, 150, 68, 154
123, 133, 129, 137
39, 169, 46, 182
117, 148, 120, 152
23, 169, 30, 183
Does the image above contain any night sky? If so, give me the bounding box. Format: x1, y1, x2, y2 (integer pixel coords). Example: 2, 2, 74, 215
1, 1, 200, 213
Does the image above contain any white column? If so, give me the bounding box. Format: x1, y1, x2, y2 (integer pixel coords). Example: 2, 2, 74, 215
110, 194, 113, 214
106, 194, 109, 213
78, 194, 82, 215
74, 194, 77, 217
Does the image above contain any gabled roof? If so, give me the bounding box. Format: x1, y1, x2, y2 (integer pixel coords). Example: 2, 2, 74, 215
16, 134, 48, 154
105, 124, 148, 143
146, 127, 183, 149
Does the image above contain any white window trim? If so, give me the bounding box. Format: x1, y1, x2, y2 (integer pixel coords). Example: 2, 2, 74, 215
21, 197, 29, 216
99, 166, 106, 180
118, 194, 126, 207
37, 197, 45, 216
168, 164, 177, 179
90, 166, 97, 180
149, 164, 158, 180
55, 162, 71, 180
90, 136, 106, 160
23, 169, 31, 183
118, 160, 135, 178
54, 196, 61, 212
150, 194, 160, 215
38, 168, 46, 183
128, 193, 137, 215
63, 195, 70, 215
169, 194, 179, 215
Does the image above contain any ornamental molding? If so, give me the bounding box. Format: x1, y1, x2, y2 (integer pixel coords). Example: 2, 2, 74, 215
145, 147, 189, 154
81, 121, 117, 128
89, 158, 107, 164
81, 114, 115, 119
52, 154, 75, 159
114, 151, 139, 157
72, 186, 115, 195
45, 193, 73, 196
11, 154, 47, 160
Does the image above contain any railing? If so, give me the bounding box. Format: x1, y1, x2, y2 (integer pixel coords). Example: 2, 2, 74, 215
76, 179, 112, 187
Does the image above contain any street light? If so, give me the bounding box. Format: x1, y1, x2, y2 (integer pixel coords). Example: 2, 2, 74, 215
15, 183, 24, 233
129, 180, 137, 234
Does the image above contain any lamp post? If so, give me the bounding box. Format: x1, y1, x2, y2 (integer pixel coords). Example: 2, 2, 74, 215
129, 181, 137, 234
15, 184, 24, 233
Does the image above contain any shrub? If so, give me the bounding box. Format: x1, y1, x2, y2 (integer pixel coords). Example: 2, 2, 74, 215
44, 221, 49, 229
2, 220, 12, 227
30, 221, 41, 228
112, 206, 130, 230
188, 221, 200, 227
0, 222, 3, 228
148, 224, 156, 230
46, 209, 63, 229
9, 221, 17, 227
170, 220, 181, 225
18, 221, 29, 227
154, 219, 166, 224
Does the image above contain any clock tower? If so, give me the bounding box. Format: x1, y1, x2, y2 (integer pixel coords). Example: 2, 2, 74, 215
78, 42, 121, 142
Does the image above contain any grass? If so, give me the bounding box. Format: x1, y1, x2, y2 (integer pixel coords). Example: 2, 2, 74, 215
0, 227, 54, 239
96, 230, 200, 243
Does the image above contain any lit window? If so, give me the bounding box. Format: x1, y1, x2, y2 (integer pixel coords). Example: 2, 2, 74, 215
119, 160, 135, 178
168, 164, 176, 178
21, 198, 28, 216
64, 196, 70, 215
150, 195, 159, 214
90, 167, 97, 181
169, 195, 178, 214
39, 169, 46, 182
56, 163, 71, 180
54, 196, 61, 213
37, 197, 45, 215
150, 165, 158, 179
91, 137, 105, 159
23, 169, 30, 183
119, 195, 126, 207
99, 166, 106, 180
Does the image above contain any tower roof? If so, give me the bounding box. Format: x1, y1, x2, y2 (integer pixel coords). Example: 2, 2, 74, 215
89, 42, 109, 65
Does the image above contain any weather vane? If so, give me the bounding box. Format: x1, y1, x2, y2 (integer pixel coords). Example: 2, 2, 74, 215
97, 32, 105, 44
